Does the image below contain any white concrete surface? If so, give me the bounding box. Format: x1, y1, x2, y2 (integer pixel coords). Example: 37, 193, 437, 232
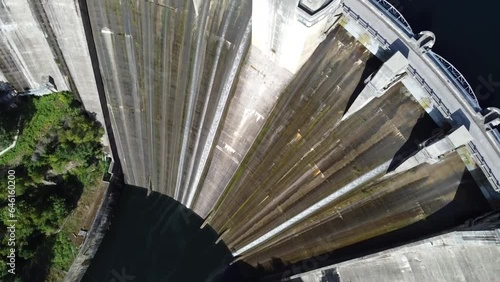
343, 51, 408, 120
341, 0, 500, 192
0, 0, 108, 148
44, 0, 106, 136
287, 229, 500, 282
0, 0, 68, 90
396, 126, 474, 173
252, 0, 342, 73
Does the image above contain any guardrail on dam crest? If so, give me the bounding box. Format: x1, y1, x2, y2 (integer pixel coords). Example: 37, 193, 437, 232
338, 0, 500, 192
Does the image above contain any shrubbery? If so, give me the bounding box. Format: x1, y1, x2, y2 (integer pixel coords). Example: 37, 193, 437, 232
0, 92, 105, 281
0, 105, 20, 150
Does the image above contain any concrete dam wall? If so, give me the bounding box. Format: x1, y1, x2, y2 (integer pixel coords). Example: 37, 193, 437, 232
83, 0, 494, 271
0, 0, 105, 128
1, 0, 498, 280
85, 0, 253, 204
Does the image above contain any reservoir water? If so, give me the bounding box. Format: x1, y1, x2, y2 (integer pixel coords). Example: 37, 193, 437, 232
395, 0, 500, 108
83, 186, 239, 282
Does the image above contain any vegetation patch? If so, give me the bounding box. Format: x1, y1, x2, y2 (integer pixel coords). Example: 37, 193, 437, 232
0, 92, 106, 282
0, 108, 20, 151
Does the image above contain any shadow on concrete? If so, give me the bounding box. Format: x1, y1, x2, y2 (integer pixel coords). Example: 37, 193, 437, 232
343, 56, 382, 115
388, 112, 444, 171
82, 185, 255, 282
299, 0, 335, 15
259, 169, 491, 281
390, 38, 410, 58
451, 109, 471, 130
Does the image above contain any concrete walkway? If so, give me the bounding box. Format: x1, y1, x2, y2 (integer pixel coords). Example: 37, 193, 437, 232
0, 116, 22, 157
0, 134, 18, 156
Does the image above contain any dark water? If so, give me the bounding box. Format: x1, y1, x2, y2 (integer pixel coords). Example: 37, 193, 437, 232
82, 186, 250, 282
394, 0, 500, 109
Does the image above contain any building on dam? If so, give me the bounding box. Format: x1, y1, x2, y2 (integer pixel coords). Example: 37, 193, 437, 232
1, 0, 500, 280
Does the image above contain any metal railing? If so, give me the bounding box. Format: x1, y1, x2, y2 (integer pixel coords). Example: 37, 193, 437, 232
410, 63, 500, 191
428, 51, 482, 112
370, 0, 414, 36
341, 0, 500, 192
342, 4, 450, 120
468, 142, 500, 191
407, 65, 452, 118
344, 2, 480, 114
342, 4, 390, 48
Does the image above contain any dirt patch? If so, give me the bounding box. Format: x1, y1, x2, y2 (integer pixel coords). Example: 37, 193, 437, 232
65, 180, 107, 245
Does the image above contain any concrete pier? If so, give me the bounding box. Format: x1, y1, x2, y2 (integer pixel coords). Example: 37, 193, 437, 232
340, 0, 500, 194
218, 0, 500, 266
343, 51, 408, 120
395, 126, 473, 173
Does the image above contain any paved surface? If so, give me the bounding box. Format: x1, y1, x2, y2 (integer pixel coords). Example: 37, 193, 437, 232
287, 228, 500, 282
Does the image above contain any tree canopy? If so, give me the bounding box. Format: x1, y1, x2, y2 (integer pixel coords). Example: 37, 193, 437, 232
0, 92, 106, 281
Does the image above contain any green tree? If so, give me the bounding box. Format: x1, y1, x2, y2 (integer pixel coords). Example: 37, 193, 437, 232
0, 92, 106, 281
